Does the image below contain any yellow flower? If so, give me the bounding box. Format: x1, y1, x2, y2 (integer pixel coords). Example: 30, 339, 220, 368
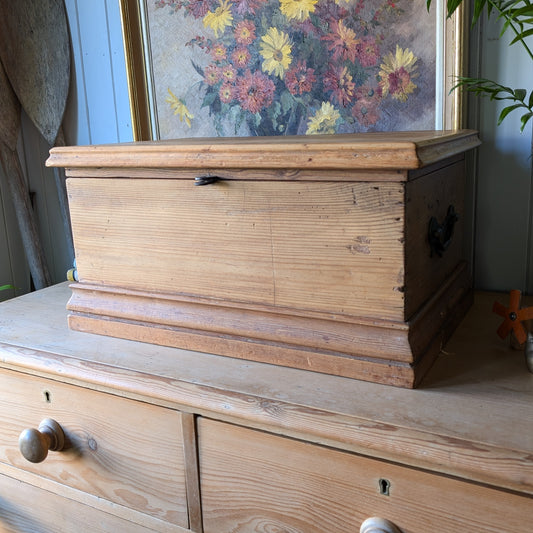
379, 45, 418, 102
260, 27, 292, 79
280, 0, 318, 22
203, 0, 233, 38
165, 89, 194, 127
306, 102, 341, 135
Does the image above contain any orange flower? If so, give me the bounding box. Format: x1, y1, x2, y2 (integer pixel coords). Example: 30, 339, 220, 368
322, 20, 359, 63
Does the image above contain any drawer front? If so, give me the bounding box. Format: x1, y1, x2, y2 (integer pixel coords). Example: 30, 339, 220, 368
67, 177, 405, 320
0, 472, 177, 533
198, 419, 532, 533
0, 368, 188, 528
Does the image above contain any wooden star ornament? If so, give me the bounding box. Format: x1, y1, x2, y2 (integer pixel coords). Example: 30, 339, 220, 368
493, 290, 533, 345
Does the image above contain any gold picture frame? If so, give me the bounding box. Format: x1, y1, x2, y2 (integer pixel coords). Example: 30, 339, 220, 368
120, 0, 466, 141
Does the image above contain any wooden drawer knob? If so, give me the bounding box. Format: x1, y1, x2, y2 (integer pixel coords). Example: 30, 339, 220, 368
19, 418, 65, 463
360, 517, 403, 533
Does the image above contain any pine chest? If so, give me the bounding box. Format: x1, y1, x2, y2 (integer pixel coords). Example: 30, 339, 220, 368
47, 131, 480, 387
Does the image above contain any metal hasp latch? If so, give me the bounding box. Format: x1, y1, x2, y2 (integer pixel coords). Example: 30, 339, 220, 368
428, 205, 458, 257
194, 176, 220, 186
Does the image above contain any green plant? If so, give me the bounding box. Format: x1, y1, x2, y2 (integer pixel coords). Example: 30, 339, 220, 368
0, 284, 14, 291
428, 0, 533, 131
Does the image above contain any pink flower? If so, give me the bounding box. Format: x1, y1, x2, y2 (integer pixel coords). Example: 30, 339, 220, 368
232, 46, 252, 68
185, 0, 211, 18
234, 20, 256, 45
204, 64, 221, 86
314, 1, 349, 27
219, 83, 235, 103
388, 68, 411, 95
236, 70, 275, 113
234, 0, 267, 16
356, 36, 380, 68
285, 61, 316, 95
324, 65, 355, 107
211, 43, 227, 62
352, 86, 381, 127
221, 64, 237, 82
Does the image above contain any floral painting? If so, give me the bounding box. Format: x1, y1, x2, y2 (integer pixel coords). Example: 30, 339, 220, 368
145, 0, 439, 138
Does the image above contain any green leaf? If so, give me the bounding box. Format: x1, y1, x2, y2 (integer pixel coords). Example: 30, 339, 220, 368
0, 284, 14, 291
451, 77, 516, 101
500, 18, 512, 37
472, 0, 489, 24
520, 112, 533, 131
510, 27, 533, 43
280, 90, 295, 115
498, 103, 524, 124
509, 4, 533, 18
499, 0, 523, 13
202, 89, 219, 108
252, 112, 262, 128
490, 92, 517, 101
269, 101, 282, 130
190, 60, 205, 78
514, 88, 527, 101
226, 105, 245, 135
447, 0, 466, 16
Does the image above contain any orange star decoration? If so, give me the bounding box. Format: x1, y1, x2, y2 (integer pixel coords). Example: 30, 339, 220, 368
493, 290, 533, 344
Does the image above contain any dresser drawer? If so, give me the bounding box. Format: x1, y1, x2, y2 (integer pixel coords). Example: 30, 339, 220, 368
198, 418, 532, 533
0, 472, 169, 533
0, 368, 188, 528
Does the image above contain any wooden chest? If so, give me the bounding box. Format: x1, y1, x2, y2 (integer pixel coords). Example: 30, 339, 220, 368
47, 130, 480, 388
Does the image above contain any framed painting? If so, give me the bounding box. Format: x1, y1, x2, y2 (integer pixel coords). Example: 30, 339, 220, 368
120, 0, 465, 141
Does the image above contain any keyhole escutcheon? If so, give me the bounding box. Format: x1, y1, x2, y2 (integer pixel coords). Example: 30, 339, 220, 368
379, 478, 391, 496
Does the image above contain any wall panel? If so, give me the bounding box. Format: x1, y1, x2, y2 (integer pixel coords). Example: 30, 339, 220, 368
63, 0, 132, 145
472, 17, 533, 293
19, 112, 73, 284
2, 0, 132, 297
0, 162, 31, 301
106, 0, 134, 143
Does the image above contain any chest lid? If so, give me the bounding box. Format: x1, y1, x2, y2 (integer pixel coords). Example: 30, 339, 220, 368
47, 130, 480, 176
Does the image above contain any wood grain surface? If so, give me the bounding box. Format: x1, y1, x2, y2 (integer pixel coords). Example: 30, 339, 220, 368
0, 284, 530, 497
198, 418, 533, 533
0, 367, 188, 528
62, 151, 471, 387
0, 471, 188, 533
67, 177, 406, 320
45, 131, 480, 388
46, 130, 481, 170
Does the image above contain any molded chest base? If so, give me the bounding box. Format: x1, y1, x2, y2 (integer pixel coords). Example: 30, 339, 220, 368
47, 131, 480, 388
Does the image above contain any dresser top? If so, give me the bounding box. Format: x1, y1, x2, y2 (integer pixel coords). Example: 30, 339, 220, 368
0, 283, 530, 494
46, 130, 480, 171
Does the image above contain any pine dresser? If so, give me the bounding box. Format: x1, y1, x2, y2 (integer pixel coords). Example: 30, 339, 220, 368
0, 283, 531, 532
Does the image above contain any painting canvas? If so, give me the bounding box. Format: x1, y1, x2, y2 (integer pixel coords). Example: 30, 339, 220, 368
124, 0, 462, 139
